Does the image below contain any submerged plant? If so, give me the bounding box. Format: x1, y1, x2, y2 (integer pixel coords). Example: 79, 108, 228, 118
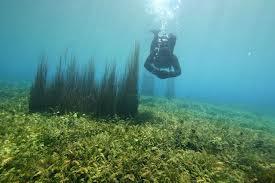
29, 56, 48, 112
80, 59, 97, 113
47, 57, 65, 113
63, 56, 80, 112
97, 63, 117, 117
117, 43, 140, 117
3, 83, 275, 182
29, 43, 140, 117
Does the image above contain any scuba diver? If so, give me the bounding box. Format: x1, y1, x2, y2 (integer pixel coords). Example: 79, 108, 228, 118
144, 30, 181, 79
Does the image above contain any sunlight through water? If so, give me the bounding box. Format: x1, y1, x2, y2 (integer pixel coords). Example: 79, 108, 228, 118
145, 0, 182, 32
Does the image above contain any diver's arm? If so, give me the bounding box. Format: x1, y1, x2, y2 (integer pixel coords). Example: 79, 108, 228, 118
168, 34, 176, 53
144, 54, 159, 74
170, 55, 181, 77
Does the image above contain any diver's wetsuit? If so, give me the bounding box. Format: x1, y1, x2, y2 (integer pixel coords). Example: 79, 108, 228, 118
145, 30, 181, 79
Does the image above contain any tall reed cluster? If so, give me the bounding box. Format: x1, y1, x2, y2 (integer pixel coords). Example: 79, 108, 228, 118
29, 44, 140, 117
29, 56, 48, 112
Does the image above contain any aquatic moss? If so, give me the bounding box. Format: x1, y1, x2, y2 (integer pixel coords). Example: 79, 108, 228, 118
1, 83, 275, 182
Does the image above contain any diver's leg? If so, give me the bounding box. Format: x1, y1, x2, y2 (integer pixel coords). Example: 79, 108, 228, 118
144, 53, 158, 74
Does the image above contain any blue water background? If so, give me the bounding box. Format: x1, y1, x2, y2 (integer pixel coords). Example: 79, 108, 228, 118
0, 0, 274, 115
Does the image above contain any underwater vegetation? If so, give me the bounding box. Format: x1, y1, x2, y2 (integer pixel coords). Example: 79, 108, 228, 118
1, 82, 275, 182
29, 43, 140, 117
116, 45, 140, 117
29, 56, 48, 112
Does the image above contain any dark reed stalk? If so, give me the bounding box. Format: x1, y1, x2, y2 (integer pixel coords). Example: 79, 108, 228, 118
47, 56, 65, 113
97, 63, 117, 116
81, 59, 97, 113
117, 43, 140, 117
29, 56, 48, 112
63, 56, 79, 112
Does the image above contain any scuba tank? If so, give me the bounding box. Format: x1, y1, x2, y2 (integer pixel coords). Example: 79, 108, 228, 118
153, 32, 171, 58
152, 32, 173, 69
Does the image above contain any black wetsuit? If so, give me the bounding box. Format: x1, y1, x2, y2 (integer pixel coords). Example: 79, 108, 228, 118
144, 31, 181, 79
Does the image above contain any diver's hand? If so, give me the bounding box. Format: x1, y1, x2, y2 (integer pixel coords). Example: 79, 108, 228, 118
151, 67, 160, 75
155, 70, 170, 79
